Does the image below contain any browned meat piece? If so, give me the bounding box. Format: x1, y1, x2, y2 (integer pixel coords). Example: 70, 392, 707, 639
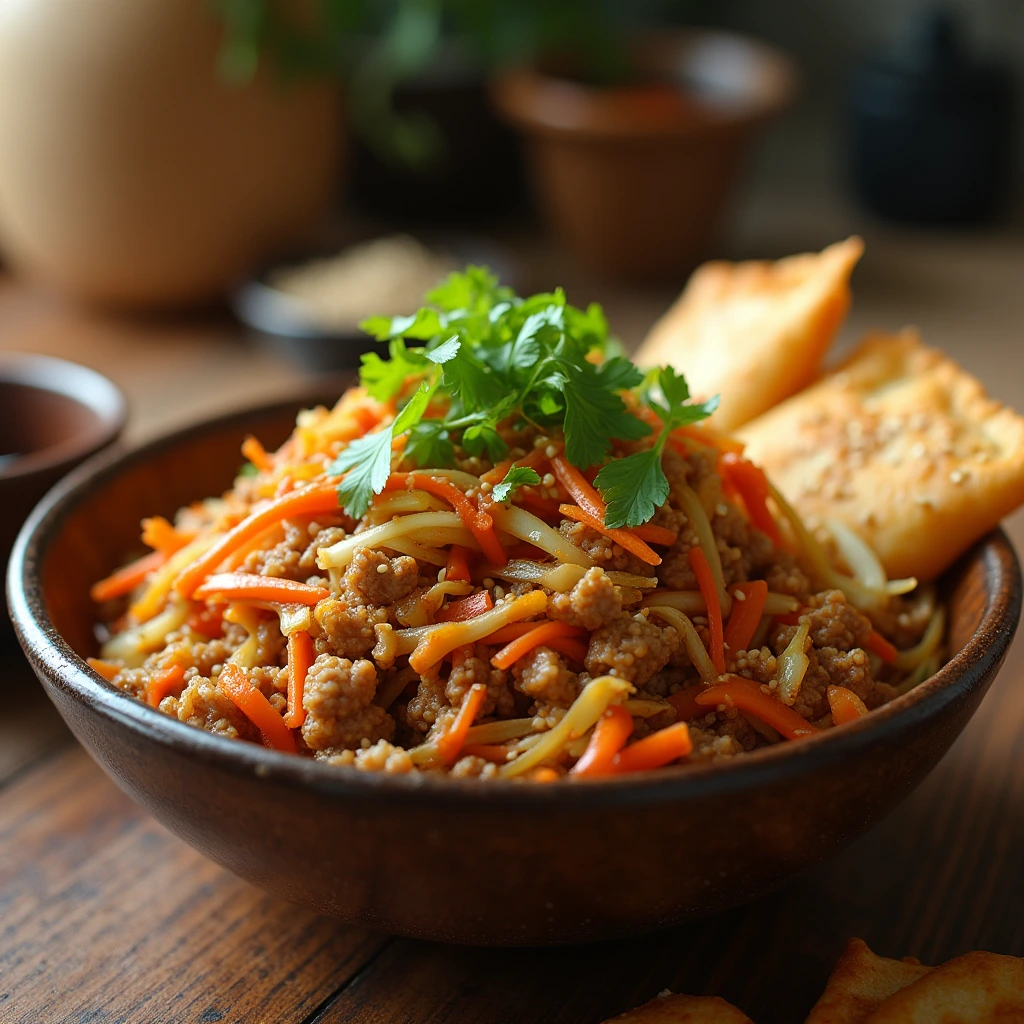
446, 654, 515, 717
512, 646, 579, 708
815, 646, 895, 710
174, 677, 258, 741
449, 755, 500, 778
111, 667, 149, 700
344, 548, 419, 606
317, 599, 388, 660
559, 520, 655, 576
727, 646, 778, 683
773, 589, 873, 653
301, 654, 394, 751
352, 739, 414, 773
549, 567, 622, 631
585, 612, 679, 686
763, 555, 812, 598
404, 675, 450, 738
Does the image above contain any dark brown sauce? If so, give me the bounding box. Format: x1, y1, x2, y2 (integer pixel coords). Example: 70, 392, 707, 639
0, 381, 104, 463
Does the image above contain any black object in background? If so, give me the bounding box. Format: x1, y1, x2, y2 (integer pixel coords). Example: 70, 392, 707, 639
847, 9, 1014, 224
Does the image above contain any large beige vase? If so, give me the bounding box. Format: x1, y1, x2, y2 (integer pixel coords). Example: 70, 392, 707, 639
0, 0, 341, 308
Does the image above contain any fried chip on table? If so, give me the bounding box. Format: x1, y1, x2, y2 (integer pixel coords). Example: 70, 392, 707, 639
606, 991, 754, 1023
805, 938, 931, 1024
635, 236, 863, 432
863, 951, 1024, 1022
738, 330, 1024, 581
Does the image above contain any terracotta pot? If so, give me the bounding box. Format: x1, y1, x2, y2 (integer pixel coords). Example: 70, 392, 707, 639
0, 0, 342, 309
492, 31, 796, 283
7, 394, 1021, 945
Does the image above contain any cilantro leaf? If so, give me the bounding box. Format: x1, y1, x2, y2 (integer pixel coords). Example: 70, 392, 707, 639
595, 366, 719, 527
593, 449, 669, 529
360, 339, 428, 401
404, 420, 454, 468
427, 335, 460, 364
492, 466, 541, 503
331, 382, 433, 517
360, 307, 444, 342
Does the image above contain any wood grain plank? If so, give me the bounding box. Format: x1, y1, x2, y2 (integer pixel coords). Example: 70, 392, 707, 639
0, 747, 387, 1024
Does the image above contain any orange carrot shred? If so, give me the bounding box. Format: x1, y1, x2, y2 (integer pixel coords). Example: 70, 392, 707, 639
86, 658, 121, 682
612, 722, 693, 772
140, 516, 195, 557
688, 547, 725, 675
90, 550, 169, 604
147, 663, 186, 708
188, 604, 225, 639
719, 454, 783, 546
218, 664, 296, 753
865, 630, 898, 664
192, 573, 330, 606
631, 523, 678, 546
529, 767, 561, 783
444, 545, 473, 583
173, 481, 342, 598
241, 435, 274, 473
480, 622, 543, 645
828, 685, 869, 726
723, 580, 769, 654
551, 455, 606, 521
490, 621, 588, 671
695, 676, 818, 740
558, 504, 661, 567
571, 705, 633, 776
386, 473, 506, 565
436, 683, 486, 763
461, 743, 514, 763
284, 630, 315, 729
545, 635, 590, 665
435, 591, 494, 623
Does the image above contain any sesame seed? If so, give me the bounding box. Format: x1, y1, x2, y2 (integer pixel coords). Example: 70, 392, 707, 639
376, 563, 389, 574
493, 586, 505, 600
437, 569, 446, 582
480, 481, 493, 493
734, 590, 746, 601
542, 473, 555, 487
716, 503, 729, 517
545, 445, 557, 458
483, 578, 495, 589
533, 436, 548, 449
950, 469, 966, 484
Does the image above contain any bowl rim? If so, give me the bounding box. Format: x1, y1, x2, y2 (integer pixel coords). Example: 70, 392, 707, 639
7, 392, 1021, 810
0, 352, 127, 480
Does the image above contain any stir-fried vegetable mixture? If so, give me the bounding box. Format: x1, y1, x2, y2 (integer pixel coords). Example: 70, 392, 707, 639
88, 269, 944, 780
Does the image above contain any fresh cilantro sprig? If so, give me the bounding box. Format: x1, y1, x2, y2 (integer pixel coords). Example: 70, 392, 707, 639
492, 466, 541, 503
594, 368, 719, 528
331, 266, 715, 524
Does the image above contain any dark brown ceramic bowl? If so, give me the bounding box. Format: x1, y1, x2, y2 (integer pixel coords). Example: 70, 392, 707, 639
7, 394, 1021, 946
0, 352, 126, 564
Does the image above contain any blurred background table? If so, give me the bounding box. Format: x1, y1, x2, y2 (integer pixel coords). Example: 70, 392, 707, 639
2, 203, 1024, 1022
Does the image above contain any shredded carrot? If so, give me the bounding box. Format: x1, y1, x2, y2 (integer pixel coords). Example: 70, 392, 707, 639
147, 663, 186, 708
666, 687, 706, 722
241, 435, 275, 473
444, 545, 473, 583
570, 705, 633, 776
613, 722, 693, 772
140, 516, 195, 557
529, 767, 561, 783
187, 604, 225, 639
436, 683, 487, 763
481, 621, 541, 645
551, 455, 606, 521
192, 573, 330, 606
688, 547, 725, 675
284, 630, 314, 729
865, 629, 898, 665
546, 635, 590, 665
174, 481, 342, 598
480, 445, 552, 485
631, 523, 678, 546
828, 685, 869, 725
461, 743, 514, 763
515, 491, 565, 520
719, 454, 783, 546
86, 658, 121, 682
491, 621, 588, 671
723, 580, 769, 654
695, 677, 818, 740
559, 504, 661, 566
90, 550, 168, 603
386, 473, 506, 565
218, 663, 296, 753
435, 591, 494, 623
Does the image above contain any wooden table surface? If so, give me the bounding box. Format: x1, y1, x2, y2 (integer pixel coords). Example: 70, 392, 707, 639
3, 221, 1024, 1023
